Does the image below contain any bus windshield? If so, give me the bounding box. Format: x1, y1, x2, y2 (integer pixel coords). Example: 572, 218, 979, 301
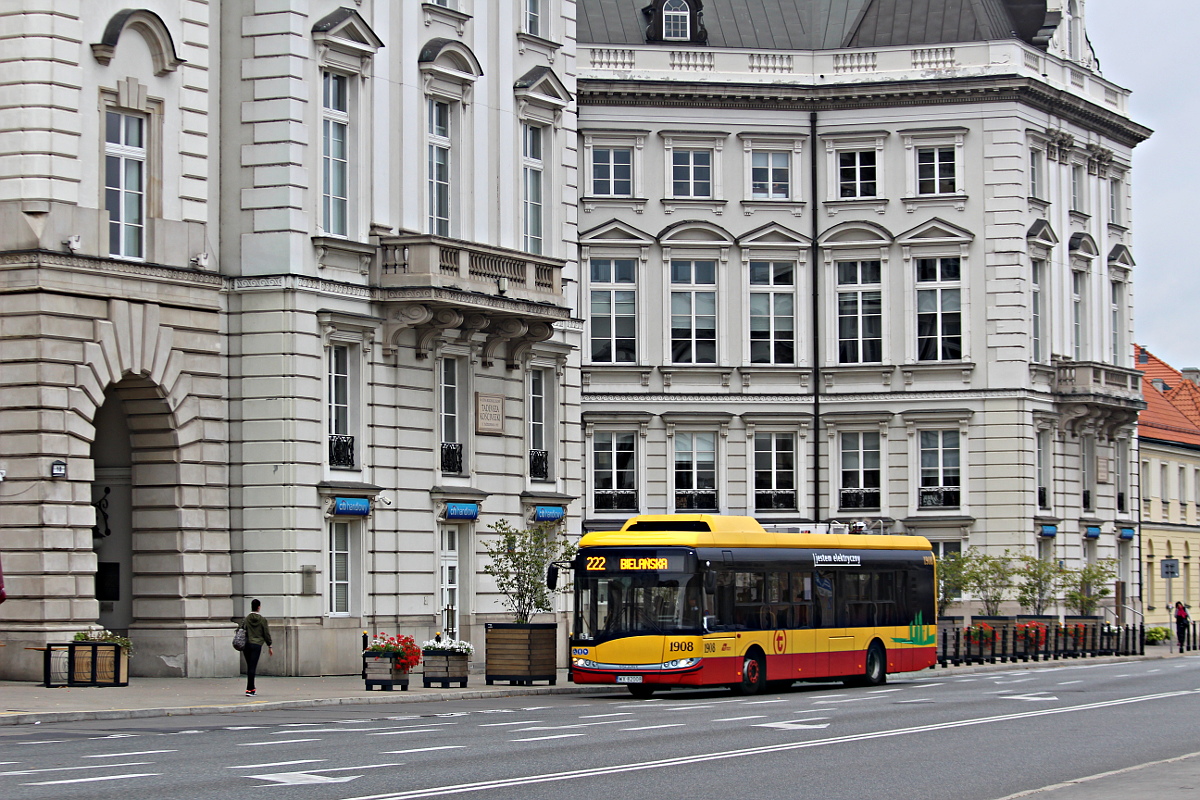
577, 572, 705, 638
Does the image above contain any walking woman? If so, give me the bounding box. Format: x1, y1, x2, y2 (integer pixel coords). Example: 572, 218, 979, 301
239, 599, 273, 696
1174, 601, 1190, 652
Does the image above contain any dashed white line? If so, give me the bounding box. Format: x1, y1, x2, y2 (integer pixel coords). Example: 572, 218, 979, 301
711, 715, 767, 722
578, 713, 634, 718
1057, 680, 1083, 685
621, 724, 686, 731
23, 773, 160, 786
228, 760, 327, 770
868, 688, 903, 694
83, 750, 176, 759
381, 747, 466, 755
0, 762, 152, 776
511, 733, 586, 742
239, 738, 322, 747
743, 699, 788, 705
479, 720, 543, 727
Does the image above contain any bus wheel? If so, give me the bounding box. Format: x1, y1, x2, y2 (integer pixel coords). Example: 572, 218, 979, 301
733, 652, 766, 695
628, 685, 655, 699
848, 642, 887, 687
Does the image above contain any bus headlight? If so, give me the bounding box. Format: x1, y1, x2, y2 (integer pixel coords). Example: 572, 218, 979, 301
664, 658, 700, 669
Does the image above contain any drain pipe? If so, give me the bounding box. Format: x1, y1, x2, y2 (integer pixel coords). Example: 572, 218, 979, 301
809, 110, 822, 525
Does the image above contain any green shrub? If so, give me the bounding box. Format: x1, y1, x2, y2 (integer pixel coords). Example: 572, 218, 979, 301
1145, 626, 1171, 645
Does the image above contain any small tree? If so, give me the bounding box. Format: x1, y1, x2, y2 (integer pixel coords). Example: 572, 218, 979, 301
1015, 554, 1062, 616
481, 519, 577, 624
1061, 559, 1119, 616
936, 549, 971, 615
964, 548, 1017, 617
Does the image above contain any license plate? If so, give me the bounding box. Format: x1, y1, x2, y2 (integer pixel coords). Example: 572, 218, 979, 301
616, 675, 643, 684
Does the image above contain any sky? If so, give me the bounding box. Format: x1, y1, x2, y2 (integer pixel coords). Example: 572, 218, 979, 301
1086, 2, 1200, 369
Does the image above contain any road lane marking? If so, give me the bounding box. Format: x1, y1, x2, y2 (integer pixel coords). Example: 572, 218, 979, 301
620, 724, 685, 731
515, 720, 627, 731
381, 747, 466, 755
23, 773, 160, 786
510, 734, 586, 742
1057, 680, 1083, 685
868, 688, 903, 694
239, 738, 322, 746
0, 762, 152, 776
896, 699, 934, 704
271, 726, 421, 734
1003, 694, 1059, 702
229, 760, 326, 769
16, 740, 65, 745
336, 688, 1200, 800
83, 750, 176, 758
479, 721, 543, 727
579, 713, 634, 718
743, 699, 788, 705
710, 716, 766, 722
754, 719, 830, 731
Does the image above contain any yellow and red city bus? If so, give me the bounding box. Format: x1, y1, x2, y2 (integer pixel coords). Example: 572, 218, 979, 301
565, 514, 937, 697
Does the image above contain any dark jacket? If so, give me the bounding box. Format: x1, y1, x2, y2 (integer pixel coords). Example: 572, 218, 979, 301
241, 612, 273, 646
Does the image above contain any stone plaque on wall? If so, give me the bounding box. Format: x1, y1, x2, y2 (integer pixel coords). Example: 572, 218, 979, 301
476, 393, 504, 434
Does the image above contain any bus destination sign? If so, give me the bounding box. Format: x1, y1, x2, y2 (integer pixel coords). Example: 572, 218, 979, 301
584, 551, 682, 573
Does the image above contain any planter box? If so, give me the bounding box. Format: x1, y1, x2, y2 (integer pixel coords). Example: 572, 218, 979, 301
485, 623, 557, 686
422, 651, 469, 688
42, 642, 129, 688
362, 651, 411, 691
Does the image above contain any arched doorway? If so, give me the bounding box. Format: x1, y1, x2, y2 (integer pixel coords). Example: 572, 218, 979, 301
91, 390, 134, 634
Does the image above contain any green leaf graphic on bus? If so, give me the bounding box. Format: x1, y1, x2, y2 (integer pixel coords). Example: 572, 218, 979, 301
891, 611, 936, 646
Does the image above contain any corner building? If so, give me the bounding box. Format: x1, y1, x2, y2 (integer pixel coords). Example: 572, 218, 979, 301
576, 0, 1146, 618
0, 1, 582, 679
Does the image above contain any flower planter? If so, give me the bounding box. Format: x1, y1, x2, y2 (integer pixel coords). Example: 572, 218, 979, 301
485, 623, 557, 685
422, 651, 470, 688
42, 642, 130, 688
362, 652, 411, 691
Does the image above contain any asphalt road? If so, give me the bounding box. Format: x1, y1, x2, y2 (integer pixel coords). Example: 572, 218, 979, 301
1, 658, 1198, 800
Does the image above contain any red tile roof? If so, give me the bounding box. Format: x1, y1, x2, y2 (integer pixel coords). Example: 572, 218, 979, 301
1134, 344, 1200, 447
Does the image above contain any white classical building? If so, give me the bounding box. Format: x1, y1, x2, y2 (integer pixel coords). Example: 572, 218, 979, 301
575, 0, 1147, 617
0, 1, 582, 679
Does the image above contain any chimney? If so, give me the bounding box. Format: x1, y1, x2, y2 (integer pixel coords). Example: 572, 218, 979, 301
1183, 368, 1200, 385
1138, 347, 1150, 364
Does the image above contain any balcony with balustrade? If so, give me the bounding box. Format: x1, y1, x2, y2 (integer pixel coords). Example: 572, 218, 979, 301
1053, 360, 1145, 436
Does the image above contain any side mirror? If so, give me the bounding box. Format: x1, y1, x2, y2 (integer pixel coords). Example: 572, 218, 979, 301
546, 563, 559, 591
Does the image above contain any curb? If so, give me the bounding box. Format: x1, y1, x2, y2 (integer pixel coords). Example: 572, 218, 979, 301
0, 652, 1180, 727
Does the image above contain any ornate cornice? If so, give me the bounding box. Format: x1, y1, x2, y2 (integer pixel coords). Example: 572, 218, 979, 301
1, 250, 222, 288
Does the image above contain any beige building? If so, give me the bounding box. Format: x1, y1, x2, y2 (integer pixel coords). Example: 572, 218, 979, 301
1135, 347, 1200, 628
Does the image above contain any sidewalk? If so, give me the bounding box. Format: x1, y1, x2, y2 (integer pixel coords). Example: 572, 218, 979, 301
0, 651, 1180, 727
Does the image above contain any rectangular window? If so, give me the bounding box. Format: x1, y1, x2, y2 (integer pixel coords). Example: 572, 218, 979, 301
529, 369, 548, 480
1071, 164, 1084, 212
1036, 429, 1051, 510
754, 433, 796, 511
328, 344, 354, 468
1110, 281, 1124, 363
1030, 148, 1043, 199
919, 430, 960, 508
674, 432, 717, 510
522, 123, 544, 254
440, 357, 463, 474
917, 147, 956, 195
670, 260, 717, 364
916, 257, 962, 361
1082, 436, 1095, 511
525, 0, 541, 36
594, 431, 637, 510
672, 149, 712, 198
838, 150, 877, 198
105, 110, 146, 259
428, 99, 451, 236
837, 260, 883, 364
751, 151, 789, 199
1115, 440, 1128, 514
840, 432, 881, 509
329, 521, 350, 615
748, 261, 795, 364
589, 258, 636, 363
321, 72, 349, 237
1072, 271, 1085, 361
1032, 259, 1044, 363
1109, 177, 1121, 224
592, 147, 632, 197
439, 526, 460, 638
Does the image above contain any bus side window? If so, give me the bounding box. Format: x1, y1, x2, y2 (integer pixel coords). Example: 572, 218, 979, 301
813, 571, 835, 628
712, 571, 736, 630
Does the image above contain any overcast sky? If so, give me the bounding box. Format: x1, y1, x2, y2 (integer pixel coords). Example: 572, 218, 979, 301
1086, 2, 1199, 369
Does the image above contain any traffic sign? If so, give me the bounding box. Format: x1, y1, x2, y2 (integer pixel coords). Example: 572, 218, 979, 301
1161, 558, 1180, 579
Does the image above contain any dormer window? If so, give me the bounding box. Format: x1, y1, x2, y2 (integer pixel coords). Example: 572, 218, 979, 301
643, 0, 707, 44
663, 0, 690, 40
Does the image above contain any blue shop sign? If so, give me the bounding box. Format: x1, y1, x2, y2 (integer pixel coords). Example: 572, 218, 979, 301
1039, 525, 1057, 537
535, 505, 565, 522
446, 502, 479, 520
1084, 526, 1102, 539
334, 497, 371, 516
1119, 527, 1136, 540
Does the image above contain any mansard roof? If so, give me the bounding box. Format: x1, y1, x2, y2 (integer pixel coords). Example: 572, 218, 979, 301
578, 0, 1055, 50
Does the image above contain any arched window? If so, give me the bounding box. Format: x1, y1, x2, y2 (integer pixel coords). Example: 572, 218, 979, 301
663, 0, 690, 40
